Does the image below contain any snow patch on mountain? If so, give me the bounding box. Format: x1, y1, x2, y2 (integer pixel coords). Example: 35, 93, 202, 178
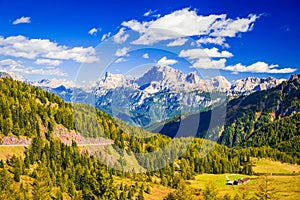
230, 76, 284, 95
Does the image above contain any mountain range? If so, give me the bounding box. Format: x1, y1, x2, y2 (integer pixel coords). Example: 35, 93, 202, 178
3, 66, 284, 127
0, 70, 299, 200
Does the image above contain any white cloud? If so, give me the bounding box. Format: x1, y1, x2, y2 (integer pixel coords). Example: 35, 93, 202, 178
179, 47, 232, 69
142, 53, 149, 59
210, 14, 259, 37
121, 20, 151, 34
224, 62, 297, 74
44, 46, 99, 63
35, 59, 62, 66
157, 56, 177, 66
167, 38, 188, 47
0, 35, 99, 63
115, 57, 128, 63
115, 47, 129, 57
122, 8, 259, 45
196, 37, 229, 47
144, 9, 154, 17
179, 47, 233, 59
113, 28, 129, 44
101, 32, 111, 41
0, 59, 66, 77
13, 16, 31, 25
88, 28, 99, 35
143, 9, 160, 17
191, 58, 227, 69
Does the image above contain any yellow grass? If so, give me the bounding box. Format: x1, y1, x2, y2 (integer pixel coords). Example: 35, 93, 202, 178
187, 174, 300, 200
0, 146, 26, 161
144, 185, 173, 200
252, 158, 300, 174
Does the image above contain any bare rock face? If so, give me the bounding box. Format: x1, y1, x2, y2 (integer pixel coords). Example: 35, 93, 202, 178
289, 74, 300, 81
230, 76, 283, 95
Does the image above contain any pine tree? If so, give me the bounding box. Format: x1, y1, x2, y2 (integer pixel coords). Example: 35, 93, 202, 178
203, 181, 218, 200
255, 175, 278, 200
0, 167, 16, 200
137, 188, 144, 200
32, 165, 52, 200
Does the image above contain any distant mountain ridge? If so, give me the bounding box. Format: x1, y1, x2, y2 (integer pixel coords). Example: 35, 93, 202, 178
229, 76, 283, 96
1, 67, 285, 127
0, 72, 12, 79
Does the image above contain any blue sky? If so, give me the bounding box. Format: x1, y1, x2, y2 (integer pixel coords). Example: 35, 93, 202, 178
0, 0, 299, 84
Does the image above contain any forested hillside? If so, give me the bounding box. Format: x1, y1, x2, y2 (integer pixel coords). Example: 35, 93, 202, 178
244, 112, 300, 158
150, 75, 300, 157
219, 74, 300, 147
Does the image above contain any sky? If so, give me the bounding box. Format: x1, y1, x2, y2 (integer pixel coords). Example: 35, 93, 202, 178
0, 0, 299, 85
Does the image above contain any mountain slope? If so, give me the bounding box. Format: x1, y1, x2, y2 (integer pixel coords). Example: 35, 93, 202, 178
220, 74, 300, 147
149, 75, 300, 156
244, 112, 300, 157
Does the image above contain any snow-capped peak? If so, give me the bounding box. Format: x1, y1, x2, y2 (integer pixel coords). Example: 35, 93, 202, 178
96, 72, 127, 89
230, 76, 283, 95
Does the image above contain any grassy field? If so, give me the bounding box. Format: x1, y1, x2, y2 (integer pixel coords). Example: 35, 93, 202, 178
114, 176, 173, 200
144, 185, 173, 200
186, 159, 300, 199
187, 174, 300, 199
0, 146, 26, 161
252, 158, 300, 174
1, 145, 299, 199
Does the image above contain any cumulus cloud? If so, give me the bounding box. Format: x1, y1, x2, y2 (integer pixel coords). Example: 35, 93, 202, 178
179, 47, 233, 59
191, 58, 227, 69
178, 47, 232, 69
224, 62, 297, 74
196, 37, 229, 47
122, 8, 259, 45
167, 38, 188, 47
142, 53, 149, 59
157, 56, 178, 66
115, 47, 129, 57
113, 28, 129, 44
13, 16, 31, 25
0, 59, 66, 76
88, 27, 99, 35
101, 32, 111, 41
0, 35, 99, 63
35, 59, 62, 66
210, 14, 259, 37
121, 20, 151, 34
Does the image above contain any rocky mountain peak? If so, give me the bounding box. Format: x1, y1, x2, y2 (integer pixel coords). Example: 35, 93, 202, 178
230, 76, 283, 95
289, 74, 300, 81
98, 72, 126, 89
0, 72, 12, 79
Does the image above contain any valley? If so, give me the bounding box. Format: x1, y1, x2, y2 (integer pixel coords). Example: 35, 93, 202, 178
0, 73, 299, 199
1, 1, 299, 199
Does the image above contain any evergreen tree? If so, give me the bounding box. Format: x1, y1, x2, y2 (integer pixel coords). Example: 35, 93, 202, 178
203, 181, 218, 200
32, 165, 52, 200
255, 175, 278, 200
